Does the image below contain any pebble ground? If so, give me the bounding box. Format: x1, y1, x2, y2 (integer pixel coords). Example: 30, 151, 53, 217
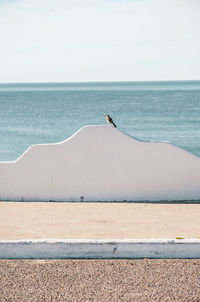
1, 259, 200, 301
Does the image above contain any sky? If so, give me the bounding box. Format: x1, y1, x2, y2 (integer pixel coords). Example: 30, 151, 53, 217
0, 0, 200, 83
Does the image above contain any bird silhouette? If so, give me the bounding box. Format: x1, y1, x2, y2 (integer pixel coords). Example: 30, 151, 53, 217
106, 114, 117, 128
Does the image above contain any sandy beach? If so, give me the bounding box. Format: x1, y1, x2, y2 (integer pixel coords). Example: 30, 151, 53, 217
0, 201, 200, 239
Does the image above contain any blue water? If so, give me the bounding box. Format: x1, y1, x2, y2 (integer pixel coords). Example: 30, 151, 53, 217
0, 81, 200, 161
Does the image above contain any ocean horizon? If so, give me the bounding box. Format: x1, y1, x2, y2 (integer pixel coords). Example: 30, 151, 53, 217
0, 80, 200, 161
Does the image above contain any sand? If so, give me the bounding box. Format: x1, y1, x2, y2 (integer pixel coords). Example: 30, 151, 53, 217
0, 201, 200, 239
1, 259, 200, 301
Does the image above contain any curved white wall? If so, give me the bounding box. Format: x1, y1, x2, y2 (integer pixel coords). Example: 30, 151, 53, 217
0, 125, 199, 201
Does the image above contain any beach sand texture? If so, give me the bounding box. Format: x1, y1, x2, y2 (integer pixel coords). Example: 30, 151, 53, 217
0, 202, 200, 239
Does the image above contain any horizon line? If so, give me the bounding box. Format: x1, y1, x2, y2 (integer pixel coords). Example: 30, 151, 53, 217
0, 79, 200, 85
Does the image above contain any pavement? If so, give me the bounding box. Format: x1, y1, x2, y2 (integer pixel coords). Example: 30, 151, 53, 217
1, 259, 200, 302
0, 201, 200, 240
1, 202, 200, 301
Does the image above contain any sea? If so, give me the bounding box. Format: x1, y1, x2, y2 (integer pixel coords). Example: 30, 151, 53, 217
0, 81, 199, 161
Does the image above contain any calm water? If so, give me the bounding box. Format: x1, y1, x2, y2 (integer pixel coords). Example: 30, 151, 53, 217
0, 81, 200, 161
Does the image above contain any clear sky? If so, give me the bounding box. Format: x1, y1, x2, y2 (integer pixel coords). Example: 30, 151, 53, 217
0, 0, 200, 83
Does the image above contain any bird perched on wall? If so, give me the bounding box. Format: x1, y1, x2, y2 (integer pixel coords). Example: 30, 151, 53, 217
106, 114, 117, 128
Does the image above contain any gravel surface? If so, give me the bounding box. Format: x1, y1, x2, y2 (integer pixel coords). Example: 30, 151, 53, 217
1, 259, 200, 301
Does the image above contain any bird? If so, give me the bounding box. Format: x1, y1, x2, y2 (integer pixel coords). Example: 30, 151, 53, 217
106, 114, 117, 128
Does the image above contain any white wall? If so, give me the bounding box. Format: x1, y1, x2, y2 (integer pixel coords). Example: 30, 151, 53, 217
0, 125, 199, 201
